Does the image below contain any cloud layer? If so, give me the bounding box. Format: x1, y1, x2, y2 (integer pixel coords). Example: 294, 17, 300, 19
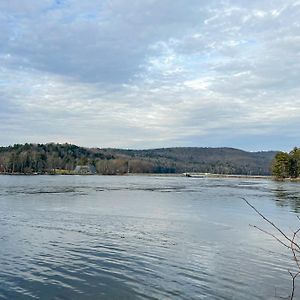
1, 0, 300, 150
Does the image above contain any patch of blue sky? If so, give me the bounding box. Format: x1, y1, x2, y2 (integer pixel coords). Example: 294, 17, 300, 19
237, 39, 259, 53
50, 0, 67, 9
0, 79, 9, 86
178, 133, 271, 151
55, 0, 65, 5
76, 13, 99, 22
183, 52, 224, 76
43, 2, 103, 24
243, 39, 257, 45
42, 0, 69, 15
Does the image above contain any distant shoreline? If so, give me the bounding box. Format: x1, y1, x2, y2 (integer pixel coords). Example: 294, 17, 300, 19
1, 172, 299, 181
0, 172, 271, 179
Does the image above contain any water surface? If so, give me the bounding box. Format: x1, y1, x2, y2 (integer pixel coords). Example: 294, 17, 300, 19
1, 175, 300, 299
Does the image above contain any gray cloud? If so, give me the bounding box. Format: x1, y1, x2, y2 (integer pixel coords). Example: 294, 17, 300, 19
1, 0, 207, 83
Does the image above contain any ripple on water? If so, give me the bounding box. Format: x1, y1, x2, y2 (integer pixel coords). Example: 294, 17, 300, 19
0, 176, 299, 299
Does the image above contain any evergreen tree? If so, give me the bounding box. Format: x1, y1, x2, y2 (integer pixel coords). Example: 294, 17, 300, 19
272, 152, 290, 178
289, 147, 300, 178
272, 147, 300, 179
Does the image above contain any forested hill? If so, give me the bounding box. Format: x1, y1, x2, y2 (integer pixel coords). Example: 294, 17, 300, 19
103, 147, 276, 175
0, 143, 277, 175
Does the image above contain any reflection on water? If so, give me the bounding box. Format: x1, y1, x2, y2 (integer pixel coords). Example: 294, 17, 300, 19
272, 183, 300, 213
0, 175, 299, 299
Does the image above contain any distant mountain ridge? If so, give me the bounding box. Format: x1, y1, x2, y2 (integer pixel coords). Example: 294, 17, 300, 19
102, 147, 277, 175
0, 143, 277, 175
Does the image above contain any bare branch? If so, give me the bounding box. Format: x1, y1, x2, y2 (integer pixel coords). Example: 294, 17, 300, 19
242, 197, 300, 251
243, 197, 300, 299
250, 224, 291, 250
288, 270, 300, 300
291, 232, 300, 269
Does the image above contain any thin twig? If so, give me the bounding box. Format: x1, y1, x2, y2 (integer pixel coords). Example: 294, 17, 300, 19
250, 224, 291, 250
288, 270, 300, 300
291, 230, 300, 269
242, 198, 300, 251
243, 197, 300, 299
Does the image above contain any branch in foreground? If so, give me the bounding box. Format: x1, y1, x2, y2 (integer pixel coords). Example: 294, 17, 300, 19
242, 197, 300, 251
242, 197, 300, 299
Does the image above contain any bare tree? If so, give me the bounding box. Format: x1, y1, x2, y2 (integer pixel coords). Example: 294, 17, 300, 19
243, 198, 300, 300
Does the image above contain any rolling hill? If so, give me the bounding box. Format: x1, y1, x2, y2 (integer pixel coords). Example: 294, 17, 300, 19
0, 143, 277, 175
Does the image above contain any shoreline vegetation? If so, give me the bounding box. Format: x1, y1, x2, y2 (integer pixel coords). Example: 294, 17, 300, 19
272, 147, 300, 180
0, 143, 276, 176
0, 143, 299, 181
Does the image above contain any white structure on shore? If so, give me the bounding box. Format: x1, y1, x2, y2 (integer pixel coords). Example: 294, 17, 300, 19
74, 165, 96, 175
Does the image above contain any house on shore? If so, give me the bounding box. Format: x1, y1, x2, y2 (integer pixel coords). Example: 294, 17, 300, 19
74, 165, 97, 175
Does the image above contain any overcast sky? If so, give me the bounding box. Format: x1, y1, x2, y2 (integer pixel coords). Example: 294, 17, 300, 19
1, 0, 299, 150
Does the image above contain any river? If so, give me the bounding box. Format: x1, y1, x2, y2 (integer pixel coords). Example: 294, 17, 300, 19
0, 175, 300, 299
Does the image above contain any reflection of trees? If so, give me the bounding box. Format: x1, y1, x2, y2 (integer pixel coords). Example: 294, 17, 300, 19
273, 185, 300, 213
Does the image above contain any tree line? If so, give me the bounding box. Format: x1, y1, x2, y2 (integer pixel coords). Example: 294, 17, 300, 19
272, 147, 300, 179
0, 143, 176, 175
0, 143, 109, 174
0, 143, 276, 175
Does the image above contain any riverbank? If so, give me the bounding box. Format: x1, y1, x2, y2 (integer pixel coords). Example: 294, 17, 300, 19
0, 171, 273, 179
273, 177, 300, 182
2, 172, 300, 183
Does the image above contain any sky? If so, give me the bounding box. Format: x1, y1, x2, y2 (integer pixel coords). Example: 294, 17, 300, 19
0, 0, 299, 151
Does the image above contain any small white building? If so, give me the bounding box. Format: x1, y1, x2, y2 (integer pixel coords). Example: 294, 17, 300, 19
74, 165, 96, 175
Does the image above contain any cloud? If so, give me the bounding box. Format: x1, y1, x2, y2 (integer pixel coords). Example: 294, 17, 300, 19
0, 0, 299, 150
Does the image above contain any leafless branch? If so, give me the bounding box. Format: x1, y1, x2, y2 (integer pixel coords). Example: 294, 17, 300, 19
288, 271, 300, 300
250, 224, 291, 250
243, 197, 300, 299
242, 197, 300, 251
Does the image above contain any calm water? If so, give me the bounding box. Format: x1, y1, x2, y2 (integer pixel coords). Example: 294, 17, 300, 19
1, 175, 300, 300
